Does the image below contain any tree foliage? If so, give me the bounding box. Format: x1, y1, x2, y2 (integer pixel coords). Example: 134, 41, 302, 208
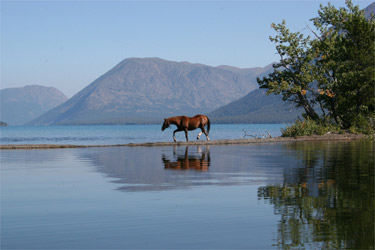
258, 0, 375, 131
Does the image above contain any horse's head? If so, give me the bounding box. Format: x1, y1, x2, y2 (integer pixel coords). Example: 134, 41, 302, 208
161, 118, 170, 131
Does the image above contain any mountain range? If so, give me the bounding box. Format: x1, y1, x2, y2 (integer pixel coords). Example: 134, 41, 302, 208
28, 58, 273, 125
3, 3, 374, 126
0, 85, 68, 125
208, 89, 301, 123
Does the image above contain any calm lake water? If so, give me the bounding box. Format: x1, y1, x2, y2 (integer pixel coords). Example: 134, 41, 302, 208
1, 141, 373, 249
0, 124, 285, 145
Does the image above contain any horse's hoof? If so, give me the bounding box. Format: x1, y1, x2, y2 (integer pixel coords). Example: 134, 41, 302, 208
197, 137, 200, 140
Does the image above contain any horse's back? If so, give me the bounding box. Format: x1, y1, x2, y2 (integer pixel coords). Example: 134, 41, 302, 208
173, 114, 208, 126
194, 114, 208, 123
182, 115, 204, 121
192, 114, 206, 120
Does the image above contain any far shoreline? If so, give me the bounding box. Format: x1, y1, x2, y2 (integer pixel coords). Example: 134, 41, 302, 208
0, 133, 366, 150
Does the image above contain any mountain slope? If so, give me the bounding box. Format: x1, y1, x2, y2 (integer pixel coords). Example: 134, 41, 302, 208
0, 85, 68, 125
209, 2, 375, 124
365, 2, 375, 20
208, 89, 302, 124
29, 58, 272, 125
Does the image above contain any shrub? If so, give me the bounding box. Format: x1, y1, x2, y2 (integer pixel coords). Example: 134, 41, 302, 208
349, 114, 375, 135
281, 118, 341, 137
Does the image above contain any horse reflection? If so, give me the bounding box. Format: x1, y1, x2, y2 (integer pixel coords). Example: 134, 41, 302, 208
162, 146, 210, 172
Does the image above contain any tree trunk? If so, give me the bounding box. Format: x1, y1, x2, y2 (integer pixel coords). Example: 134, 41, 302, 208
297, 92, 320, 120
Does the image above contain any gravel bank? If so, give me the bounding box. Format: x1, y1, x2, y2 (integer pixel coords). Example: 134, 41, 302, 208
0, 133, 365, 150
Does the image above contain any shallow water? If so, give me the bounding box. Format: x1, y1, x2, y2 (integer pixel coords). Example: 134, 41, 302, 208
0, 124, 285, 145
1, 141, 373, 249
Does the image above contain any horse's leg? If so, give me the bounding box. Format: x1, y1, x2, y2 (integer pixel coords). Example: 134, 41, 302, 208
197, 123, 206, 140
200, 126, 210, 141
184, 129, 189, 142
204, 128, 210, 141
197, 131, 203, 140
173, 128, 182, 142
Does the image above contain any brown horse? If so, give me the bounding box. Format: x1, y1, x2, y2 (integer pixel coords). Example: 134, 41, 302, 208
161, 114, 210, 142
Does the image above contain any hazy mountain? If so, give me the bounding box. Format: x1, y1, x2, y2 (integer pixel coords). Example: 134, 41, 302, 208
365, 2, 375, 20
208, 89, 302, 124
0, 85, 68, 125
29, 58, 272, 125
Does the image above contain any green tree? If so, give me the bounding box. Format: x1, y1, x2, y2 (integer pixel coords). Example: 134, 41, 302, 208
257, 21, 320, 121
311, 1, 375, 129
258, 0, 375, 131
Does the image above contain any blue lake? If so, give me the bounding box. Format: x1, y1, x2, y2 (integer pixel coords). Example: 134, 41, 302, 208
0, 124, 285, 145
1, 141, 373, 249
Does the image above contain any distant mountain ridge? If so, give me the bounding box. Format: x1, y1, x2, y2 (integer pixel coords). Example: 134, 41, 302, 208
29, 58, 273, 125
0, 85, 68, 125
365, 2, 375, 20
208, 89, 302, 124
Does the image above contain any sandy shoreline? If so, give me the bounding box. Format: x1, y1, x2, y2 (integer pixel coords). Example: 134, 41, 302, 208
0, 133, 366, 150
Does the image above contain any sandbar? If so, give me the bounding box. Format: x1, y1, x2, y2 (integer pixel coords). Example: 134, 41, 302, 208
0, 133, 365, 150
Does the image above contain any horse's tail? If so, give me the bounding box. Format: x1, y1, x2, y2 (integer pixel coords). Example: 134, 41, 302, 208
206, 116, 210, 135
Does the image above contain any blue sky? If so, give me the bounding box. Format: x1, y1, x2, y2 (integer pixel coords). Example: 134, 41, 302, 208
1, 0, 373, 97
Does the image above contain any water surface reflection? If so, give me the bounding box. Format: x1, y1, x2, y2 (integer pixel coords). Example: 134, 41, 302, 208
162, 146, 210, 172
2, 141, 373, 249
76, 144, 285, 192
258, 141, 374, 249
